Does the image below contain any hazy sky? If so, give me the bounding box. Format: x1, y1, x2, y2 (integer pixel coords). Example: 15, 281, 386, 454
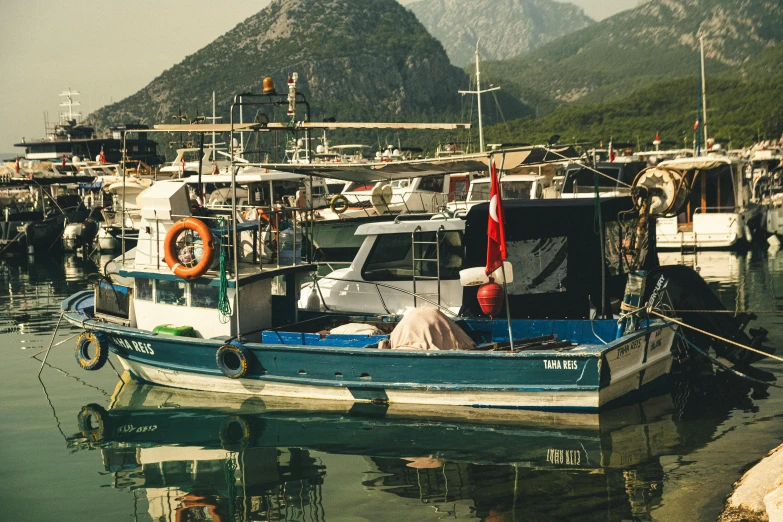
0, 0, 641, 154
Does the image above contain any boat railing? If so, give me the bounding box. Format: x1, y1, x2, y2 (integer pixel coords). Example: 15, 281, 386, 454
311, 273, 458, 317
101, 208, 141, 229
693, 206, 738, 215
173, 203, 305, 270
333, 191, 451, 218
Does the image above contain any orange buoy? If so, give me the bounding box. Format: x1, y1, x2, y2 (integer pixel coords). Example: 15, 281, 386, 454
163, 218, 216, 280
477, 282, 504, 317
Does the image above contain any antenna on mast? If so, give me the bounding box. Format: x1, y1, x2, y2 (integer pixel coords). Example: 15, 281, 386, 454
458, 39, 500, 153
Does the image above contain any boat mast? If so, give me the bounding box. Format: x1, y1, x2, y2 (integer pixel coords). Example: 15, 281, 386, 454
700, 36, 709, 149
459, 40, 499, 153
58, 88, 81, 124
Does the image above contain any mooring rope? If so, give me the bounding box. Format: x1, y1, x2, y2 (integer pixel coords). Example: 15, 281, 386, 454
646, 309, 783, 365
673, 331, 782, 389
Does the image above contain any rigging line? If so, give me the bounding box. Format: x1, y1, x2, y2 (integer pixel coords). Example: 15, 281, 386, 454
546, 148, 634, 188
674, 332, 783, 389
647, 309, 783, 364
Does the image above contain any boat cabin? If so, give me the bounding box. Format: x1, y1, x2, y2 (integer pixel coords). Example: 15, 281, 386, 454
559, 161, 646, 198
447, 173, 550, 217
302, 197, 654, 319
654, 156, 762, 249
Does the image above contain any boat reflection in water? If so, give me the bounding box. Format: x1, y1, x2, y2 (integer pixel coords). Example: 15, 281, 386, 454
68, 375, 759, 521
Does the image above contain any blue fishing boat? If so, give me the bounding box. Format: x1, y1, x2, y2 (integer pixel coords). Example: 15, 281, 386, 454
59, 175, 683, 412
58, 81, 773, 413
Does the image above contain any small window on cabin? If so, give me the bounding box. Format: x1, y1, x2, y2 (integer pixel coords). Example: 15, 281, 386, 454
419, 176, 444, 193
156, 279, 187, 306
501, 181, 534, 200
468, 183, 491, 201
136, 279, 153, 301
272, 275, 287, 296
505, 237, 568, 295
362, 231, 463, 281
191, 283, 219, 308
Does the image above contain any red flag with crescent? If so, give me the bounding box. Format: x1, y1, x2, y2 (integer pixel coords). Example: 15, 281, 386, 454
99, 146, 107, 164
609, 140, 616, 162
486, 162, 507, 276
62, 154, 67, 169
14, 156, 20, 174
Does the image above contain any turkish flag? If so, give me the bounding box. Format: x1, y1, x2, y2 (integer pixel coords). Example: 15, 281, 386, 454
99, 146, 107, 164
62, 154, 67, 169
14, 156, 20, 174
486, 162, 507, 276
609, 140, 616, 162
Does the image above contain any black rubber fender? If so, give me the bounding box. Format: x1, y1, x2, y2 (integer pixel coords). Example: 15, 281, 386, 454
216, 342, 250, 379
219, 416, 252, 451
77, 403, 108, 442
75, 331, 109, 371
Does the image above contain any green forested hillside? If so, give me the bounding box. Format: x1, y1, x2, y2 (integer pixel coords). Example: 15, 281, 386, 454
481, 0, 783, 117
484, 67, 783, 149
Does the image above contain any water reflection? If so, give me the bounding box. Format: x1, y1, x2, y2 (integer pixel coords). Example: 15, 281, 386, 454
67, 375, 760, 521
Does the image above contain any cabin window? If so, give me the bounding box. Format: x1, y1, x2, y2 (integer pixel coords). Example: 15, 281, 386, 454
191, 283, 219, 309
156, 279, 187, 306
272, 275, 287, 296
501, 181, 533, 200
362, 231, 463, 281
563, 167, 621, 194
468, 183, 490, 201
136, 279, 153, 301
506, 237, 568, 295
327, 183, 344, 195
418, 176, 444, 193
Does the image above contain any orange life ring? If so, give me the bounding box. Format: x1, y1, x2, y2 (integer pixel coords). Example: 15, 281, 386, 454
175, 493, 223, 522
163, 218, 216, 280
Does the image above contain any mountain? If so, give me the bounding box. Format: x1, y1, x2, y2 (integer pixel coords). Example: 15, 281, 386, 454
483, 44, 783, 149
408, 0, 593, 66
89, 0, 530, 152
482, 0, 783, 115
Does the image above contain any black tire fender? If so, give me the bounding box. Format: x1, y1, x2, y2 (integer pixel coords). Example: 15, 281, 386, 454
216, 342, 250, 379
75, 331, 109, 371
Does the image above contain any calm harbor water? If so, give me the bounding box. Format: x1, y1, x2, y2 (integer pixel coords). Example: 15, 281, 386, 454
1, 250, 782, 521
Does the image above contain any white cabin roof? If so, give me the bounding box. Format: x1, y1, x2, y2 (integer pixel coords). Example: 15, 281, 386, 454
659, 155, 738, 170
182, 171, 307, 184
355, 218, 465, 236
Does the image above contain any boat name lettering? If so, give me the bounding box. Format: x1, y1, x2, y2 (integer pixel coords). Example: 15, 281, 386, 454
110, 336, 154, 355
649, 338, 663, 351
543, 359, 578, 370
617, 338, 643, 359
116, 423, 158, 435
546, 448, 581, 466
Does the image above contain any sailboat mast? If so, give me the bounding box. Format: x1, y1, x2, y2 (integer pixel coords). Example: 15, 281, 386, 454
700, 36, 709, 148
458, 40, 499, 154
475, 46, 485, 153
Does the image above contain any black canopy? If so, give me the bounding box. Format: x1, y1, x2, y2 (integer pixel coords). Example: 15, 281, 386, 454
461, 197, 657, 319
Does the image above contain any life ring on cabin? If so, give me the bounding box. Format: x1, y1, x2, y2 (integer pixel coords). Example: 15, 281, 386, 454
216, 341, 250, 379
219, 416, 252, 451
329, 194, 349, 215
77, 403, 108, 442
163, 218, 216, 280
74, 331, 109, 371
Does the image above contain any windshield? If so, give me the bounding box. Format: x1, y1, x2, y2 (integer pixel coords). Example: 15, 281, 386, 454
468, 181, 533, 201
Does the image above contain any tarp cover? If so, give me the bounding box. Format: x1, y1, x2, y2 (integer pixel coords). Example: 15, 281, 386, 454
390, 308, 477, 351
461, 197, 657, 319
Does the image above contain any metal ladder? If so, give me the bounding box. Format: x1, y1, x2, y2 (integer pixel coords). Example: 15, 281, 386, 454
411, 225, 444, 308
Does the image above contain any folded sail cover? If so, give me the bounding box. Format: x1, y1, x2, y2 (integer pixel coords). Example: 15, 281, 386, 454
250, 146, 580, 183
